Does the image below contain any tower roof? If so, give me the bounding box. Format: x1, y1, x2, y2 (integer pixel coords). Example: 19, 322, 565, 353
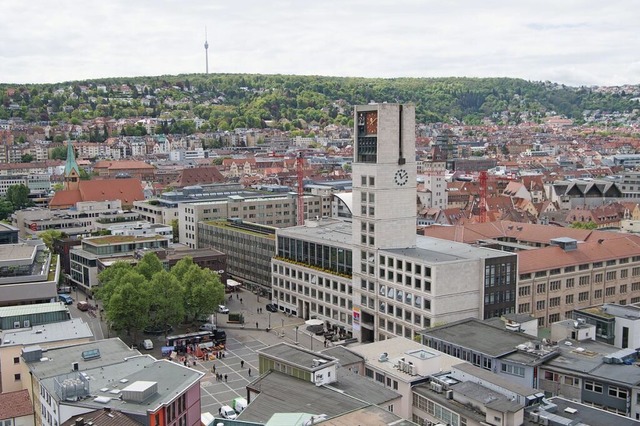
64, 141, 80, 177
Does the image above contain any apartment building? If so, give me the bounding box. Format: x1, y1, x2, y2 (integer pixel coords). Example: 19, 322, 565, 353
0, 174, 51, 196
197, 219, 275, 294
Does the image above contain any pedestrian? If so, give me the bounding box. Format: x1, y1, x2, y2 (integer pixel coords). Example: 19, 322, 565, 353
236, 293, 239, 299
229, 294, 232, 301
256, 321, 259, 329
224, 374, 227, 382
240, 298, 243, 304
193, 360, 196, 367
241, 360, 244, 368
248, 368, 251, 377
212, 364, 216, 374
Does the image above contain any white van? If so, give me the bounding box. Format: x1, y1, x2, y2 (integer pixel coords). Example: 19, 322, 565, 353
220, 405, 237, 419
142, 339, 154, 350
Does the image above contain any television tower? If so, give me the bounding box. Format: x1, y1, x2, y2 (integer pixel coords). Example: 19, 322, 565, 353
204, 27, 209, 74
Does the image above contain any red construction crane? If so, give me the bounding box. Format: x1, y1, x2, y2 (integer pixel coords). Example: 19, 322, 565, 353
296, 152, 304, 226
478, 170, 488, 223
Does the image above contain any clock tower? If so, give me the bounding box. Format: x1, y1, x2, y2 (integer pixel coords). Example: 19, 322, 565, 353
352, 103, 417, 251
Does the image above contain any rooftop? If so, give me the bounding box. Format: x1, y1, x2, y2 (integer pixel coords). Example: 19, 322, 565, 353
258, 342, 337, 372
84, 235, 166, 246
277, 219, 353, 246
0, 244, 36, 265
421, 318, 540, 359
0, 389, 34, 420
530, 396, 640, 426
1, 318, 92, 346
242, 370, 366, 424
0, 301, 68, 318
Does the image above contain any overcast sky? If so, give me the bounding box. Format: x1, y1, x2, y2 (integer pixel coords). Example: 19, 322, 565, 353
2, 0, 638, 86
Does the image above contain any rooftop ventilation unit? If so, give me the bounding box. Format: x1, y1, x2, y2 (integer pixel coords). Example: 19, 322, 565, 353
378, 352, 389, 362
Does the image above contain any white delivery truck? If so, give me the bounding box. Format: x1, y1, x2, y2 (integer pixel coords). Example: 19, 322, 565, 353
232, 397, 247, 413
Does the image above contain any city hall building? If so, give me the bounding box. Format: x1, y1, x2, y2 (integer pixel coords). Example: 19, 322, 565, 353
272, 104, 517, 343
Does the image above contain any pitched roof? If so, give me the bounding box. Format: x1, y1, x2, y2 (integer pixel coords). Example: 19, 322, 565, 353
64, 141, 80, 177
93, 160, 155, 170
171, 166, 224, 187
518, 235, 640, 273
50, 178, 144, 208
0, 389, 34, 419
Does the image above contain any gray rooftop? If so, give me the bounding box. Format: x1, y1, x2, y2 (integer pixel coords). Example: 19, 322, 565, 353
241, 370, 366, 424
386, 235, 513, 264
258, 342, 337, 372
0, 302, 69, 318
452, 381, 522, 413
452, 363, 539, 397
421, 318, 537, 358
547, 339, 640, 386
1, 318, 92, 346
320, 345, 364, 366
27, 338, 140, 380
320, 405, 416, 426
328, 369, 400, 405
0, 244, 36, 266
277, 219, 353, 246
531, 396, 640, 426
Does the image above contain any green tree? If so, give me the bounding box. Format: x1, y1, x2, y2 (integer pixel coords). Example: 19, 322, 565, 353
106, 277, 150, 341
95, 261, 134, 308
0, 200, 14, 221
21, 154, 34, 163
170, 219, 179, 243
50, 146, 67, 160
148, 270, 184, 336
569, 221, 598, 229
179, 262, 224, 322
38, 230, 64, 251
136, 251, 164, 280
6, 184, 32, 209
79, 169, 91, 180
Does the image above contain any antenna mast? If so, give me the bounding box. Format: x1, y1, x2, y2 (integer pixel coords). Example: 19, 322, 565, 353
204, 26, 209, 74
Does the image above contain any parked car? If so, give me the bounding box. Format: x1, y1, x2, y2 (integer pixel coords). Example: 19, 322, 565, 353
77, 301, 89, 311
58, 294, 73, 305
141, 339, 154, 350
199, 323, 216, 332
218, 305, 230, 314
265, 303, 278, 313
220, 405, 237, 420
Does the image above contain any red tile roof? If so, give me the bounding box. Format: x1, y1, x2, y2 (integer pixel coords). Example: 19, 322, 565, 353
171, 166, 224, 187
50, 178, 144, 209
0, 389, 34, 419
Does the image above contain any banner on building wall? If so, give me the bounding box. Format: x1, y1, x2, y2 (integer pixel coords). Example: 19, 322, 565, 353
352, 307, 360, 332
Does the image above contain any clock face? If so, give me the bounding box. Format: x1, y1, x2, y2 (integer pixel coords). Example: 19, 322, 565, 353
365, 111, 378, 135
394, 169, 409, 186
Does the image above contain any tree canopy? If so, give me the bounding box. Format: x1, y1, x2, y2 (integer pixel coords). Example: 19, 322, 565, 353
95, 253, 224, 339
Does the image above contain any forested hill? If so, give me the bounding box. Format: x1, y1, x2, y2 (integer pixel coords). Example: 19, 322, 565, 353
1, 74, 638, 127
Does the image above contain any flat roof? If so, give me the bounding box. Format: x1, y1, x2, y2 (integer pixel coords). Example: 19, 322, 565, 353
386, 235, 513, 264
320, 405, 414, 426
421, 318, 536, 358
1, 318, 92, 346
0, 244, 37, 266
277, 219, 353, 246
329, 369, 400, 405
537, 396, 640, 426
241, 370, 365, 424
0, 302, 68, 318
258, 342, 337, 372
84, 235, 166, 246
320, 345, 364, 366
452, 363, 538, 397
27, 338, 140, 380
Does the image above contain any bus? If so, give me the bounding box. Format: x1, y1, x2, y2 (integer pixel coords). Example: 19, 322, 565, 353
165, 331, 215, 352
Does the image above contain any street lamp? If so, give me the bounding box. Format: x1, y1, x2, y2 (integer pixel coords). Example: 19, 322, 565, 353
281, 318, 284, 330
310, 332, 313, 351
295, 326, 298, 344
268, 312, 271, 329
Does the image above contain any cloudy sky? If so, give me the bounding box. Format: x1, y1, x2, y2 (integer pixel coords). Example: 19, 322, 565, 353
2, 0, 638, 86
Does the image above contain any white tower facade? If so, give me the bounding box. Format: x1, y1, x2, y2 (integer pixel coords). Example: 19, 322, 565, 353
352, 103, 417, 251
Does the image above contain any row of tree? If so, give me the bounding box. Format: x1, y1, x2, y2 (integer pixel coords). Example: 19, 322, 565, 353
0, 184, 33, 221
95, 253, 225, 341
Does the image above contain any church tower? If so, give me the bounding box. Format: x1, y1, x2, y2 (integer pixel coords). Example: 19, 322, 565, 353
64, 141, 80, 190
